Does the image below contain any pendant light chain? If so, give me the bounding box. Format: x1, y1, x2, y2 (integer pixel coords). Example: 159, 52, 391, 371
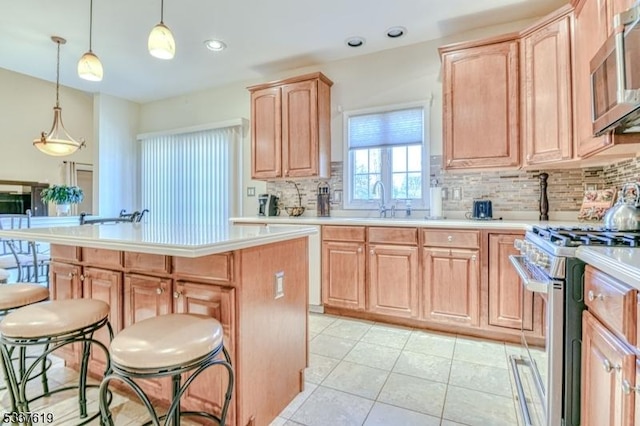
55, 39, 60, 108
160, 0, 165, 23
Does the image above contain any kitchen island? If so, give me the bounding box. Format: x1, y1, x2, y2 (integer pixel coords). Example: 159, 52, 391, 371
0, 223, 317, 426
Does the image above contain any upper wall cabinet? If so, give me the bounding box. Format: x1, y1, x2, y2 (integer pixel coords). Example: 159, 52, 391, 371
521, 9, 574, 165
440, 37, 520, 170
248, 72, 333, 180
573, 0, 640, 157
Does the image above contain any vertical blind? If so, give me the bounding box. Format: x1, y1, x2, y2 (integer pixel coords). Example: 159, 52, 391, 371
140, 126, 239, 242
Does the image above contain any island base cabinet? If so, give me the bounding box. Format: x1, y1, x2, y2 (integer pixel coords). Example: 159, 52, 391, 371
123, 274, 173, 402
82, 267, 123, 378
581, 311, 636, 426
49, 261, 83, 366
422, 248, 480, 326
368, 244, 418, 318
173, 281, 236, 425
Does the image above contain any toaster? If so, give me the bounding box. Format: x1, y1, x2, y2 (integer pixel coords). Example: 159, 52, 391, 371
472, 200, 493, 220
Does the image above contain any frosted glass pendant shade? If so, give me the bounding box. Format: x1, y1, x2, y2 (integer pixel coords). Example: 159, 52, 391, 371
33, 106, 85, 156
148, 23, 175, 59
77, 51, 103, 81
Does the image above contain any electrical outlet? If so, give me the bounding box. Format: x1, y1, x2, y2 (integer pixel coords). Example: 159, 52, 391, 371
274, 271, 285, 299
452, 187, 462, 201
246, 187, 256, 197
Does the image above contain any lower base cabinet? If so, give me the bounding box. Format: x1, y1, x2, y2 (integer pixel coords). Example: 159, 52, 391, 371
422, 248, 480, 326
581, 311, 636, 426
321, 240, 366, 311
368, 244, 419, 318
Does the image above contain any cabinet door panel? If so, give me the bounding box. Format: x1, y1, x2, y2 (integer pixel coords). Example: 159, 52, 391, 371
423, 248, 480, 326
582, 311, 635, 426
488, 234, 533, 331
368, 244, 419, 318
251, 87, 282, 179
49, 262, 82, 364
322, 241, 365, 310
174, 281, 236, 424
123, 274, 172, 401
282, 80, 318, 177
83, 267, 122, 377
443, 40, 519, 169
522, 14, 573, 164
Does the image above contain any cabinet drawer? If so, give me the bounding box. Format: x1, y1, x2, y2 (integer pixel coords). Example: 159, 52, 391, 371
82, 248, 122, 269
51, 244, 81, 263
368, 227, 418, 245
585, 266, 637, 346
322, 226, 365, 242
422, 229, 479, 248
173, 253, 233, 283
124, 252, 170, 275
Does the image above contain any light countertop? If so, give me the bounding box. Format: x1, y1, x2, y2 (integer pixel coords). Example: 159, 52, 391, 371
576, 246, 640, 290
230, 216, 591, 231
0, 223, 318, 258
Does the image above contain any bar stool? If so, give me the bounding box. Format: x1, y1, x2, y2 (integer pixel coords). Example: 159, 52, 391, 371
0, 298, 113, 424
99, 313, 234, 426
0, 283, 50, 410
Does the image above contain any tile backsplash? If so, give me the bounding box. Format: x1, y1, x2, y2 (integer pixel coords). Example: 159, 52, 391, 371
266, 156, 640, 216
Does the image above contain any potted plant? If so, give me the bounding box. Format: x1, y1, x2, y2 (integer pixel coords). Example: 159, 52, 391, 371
41, 185, 84, 216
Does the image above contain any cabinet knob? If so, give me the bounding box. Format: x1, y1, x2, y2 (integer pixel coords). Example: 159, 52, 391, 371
173, 291, 182, 299
156, 287, 164, 295
79, 274, 85, 282
587, 290, 604, 302
471, 255, 477, 261
370, 250, 374, 255
68, 272, 74, 278
602, 358, 619, 373
447, 159, 452, 165
622, 379, 639, 395
447, 236, 453, 242
357, 247, 362, 253
526, 155, 531, 161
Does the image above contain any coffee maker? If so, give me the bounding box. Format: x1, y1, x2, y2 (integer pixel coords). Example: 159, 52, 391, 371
258, 194, 279, 216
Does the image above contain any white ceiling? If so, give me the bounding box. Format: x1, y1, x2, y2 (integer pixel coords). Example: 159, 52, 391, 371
1, 0, 566, 103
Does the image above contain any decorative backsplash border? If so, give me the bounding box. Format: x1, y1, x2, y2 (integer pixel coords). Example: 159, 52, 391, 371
266, 156, 640, 215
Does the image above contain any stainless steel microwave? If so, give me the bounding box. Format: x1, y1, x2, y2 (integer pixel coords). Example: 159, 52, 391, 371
590, 4, 640, 135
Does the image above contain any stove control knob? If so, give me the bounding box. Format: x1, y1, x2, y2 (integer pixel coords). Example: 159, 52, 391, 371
520, 241, 530, 255
514, 239, 524, 250
537, 253, 549, 267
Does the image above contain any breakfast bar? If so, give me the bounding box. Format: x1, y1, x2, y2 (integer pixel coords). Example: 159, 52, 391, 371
0, 223, 317, 426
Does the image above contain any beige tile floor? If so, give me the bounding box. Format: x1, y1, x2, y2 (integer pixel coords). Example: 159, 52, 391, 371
0, 313, 525, 425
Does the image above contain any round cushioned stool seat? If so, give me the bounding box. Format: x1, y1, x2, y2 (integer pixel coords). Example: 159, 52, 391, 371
0, 299, 109, 339
111, 314, 223, 370
0, 283, 49, 311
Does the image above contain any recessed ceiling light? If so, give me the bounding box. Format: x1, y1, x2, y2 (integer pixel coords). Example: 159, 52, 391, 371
204, 39, 227, 51
386, 26, 407, 38
345, 37, 366, 48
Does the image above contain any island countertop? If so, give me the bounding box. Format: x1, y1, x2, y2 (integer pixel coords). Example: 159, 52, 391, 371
0, 223, 318, 258
576, 246, 640, 290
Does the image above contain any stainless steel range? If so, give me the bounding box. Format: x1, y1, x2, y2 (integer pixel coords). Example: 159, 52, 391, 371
509, 226, 640, 426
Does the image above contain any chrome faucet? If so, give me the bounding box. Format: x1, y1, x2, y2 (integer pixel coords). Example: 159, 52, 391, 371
372, 181, 390, 217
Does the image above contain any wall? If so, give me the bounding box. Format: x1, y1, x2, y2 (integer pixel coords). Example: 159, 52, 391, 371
94, 94, 141, 216
0, 67, 94, 185
139, 18, 537, 216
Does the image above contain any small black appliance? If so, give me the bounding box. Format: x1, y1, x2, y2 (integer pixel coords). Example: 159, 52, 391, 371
258, 194, 279, 216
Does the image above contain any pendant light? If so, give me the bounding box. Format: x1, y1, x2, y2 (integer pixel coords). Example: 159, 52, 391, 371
148, 0, 175, 59
33, 36, 86, 157
77, 0, 103, 81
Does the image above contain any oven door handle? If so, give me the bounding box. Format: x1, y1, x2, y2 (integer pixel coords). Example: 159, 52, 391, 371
509, 255, 550, 294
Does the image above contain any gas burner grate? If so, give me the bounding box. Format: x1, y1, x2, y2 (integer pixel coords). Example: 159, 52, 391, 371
531, 226, 640, 248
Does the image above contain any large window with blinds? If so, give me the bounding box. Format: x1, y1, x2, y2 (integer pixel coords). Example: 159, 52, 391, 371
343, 103, 429, 210
139, 124, 241, 236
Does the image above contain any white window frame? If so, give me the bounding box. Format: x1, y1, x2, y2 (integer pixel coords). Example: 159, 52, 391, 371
342, 101, 430, 210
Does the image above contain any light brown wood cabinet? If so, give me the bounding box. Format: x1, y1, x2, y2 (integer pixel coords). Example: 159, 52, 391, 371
322, 240, 366, 311
581, 311, 636, 426
82, 267, 122, 377
248, 72, 332, 180
49, 261, 83, 365
422, 247, 480, 326
521, 9, 573, 165
368, 244, 419, 319
440, 37, 520, 170
487, 233, 534, 331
